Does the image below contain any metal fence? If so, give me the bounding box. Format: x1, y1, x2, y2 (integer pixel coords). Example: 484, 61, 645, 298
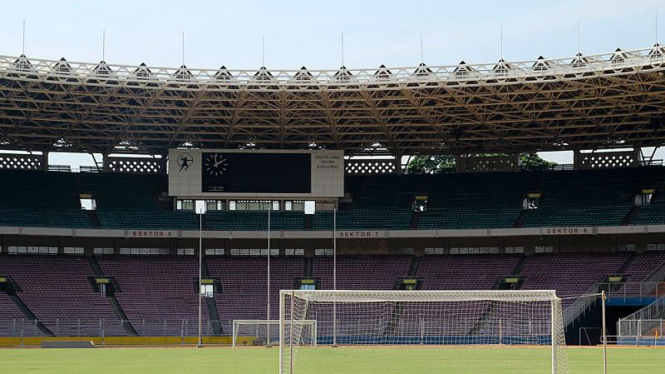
617, 297, 665, 339
618, 319, 665, 338
601, 282, 665, 302
0, 319, 231, 339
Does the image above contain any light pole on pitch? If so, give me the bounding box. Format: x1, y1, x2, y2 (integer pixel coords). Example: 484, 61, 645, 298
196, 200, 207, 347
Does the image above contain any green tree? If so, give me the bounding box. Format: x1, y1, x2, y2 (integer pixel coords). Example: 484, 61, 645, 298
406, 153, 556, 174
405, 155, 456, 174
520, 152, 557, 171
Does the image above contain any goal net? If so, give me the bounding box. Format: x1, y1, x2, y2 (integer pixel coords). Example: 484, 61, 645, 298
232, 320, 317, 347
280, 290, 567, 374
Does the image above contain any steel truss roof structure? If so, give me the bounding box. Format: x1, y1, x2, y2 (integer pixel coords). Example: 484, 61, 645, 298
1, 45, 665, 156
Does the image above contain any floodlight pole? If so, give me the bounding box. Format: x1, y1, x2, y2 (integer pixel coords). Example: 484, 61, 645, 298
341, 33, 345, 67
182, 31, 185, 66
332, 207, 338, 347
22, 19, 26, 56
602, 291, 607, 374
500, 24, 503, 61
197, 207, 203, 347
267, 208, 272, 347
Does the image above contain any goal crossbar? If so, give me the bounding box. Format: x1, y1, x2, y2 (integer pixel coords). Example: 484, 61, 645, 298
281, 290, 560, 303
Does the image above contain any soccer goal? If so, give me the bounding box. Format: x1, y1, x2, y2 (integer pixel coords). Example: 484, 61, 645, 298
280, 290, 568, 374
232, 319, 317, 347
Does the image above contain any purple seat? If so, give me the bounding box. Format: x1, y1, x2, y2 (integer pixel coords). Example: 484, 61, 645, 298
314, 256, 411, 290
98, 256, 207, 335
207, 257, 303, 331
417, 255, 521, 290
0, 255, 123, 336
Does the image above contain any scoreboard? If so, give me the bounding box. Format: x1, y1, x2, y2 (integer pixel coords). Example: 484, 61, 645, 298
201, 152, 311, 193
168, 149, 344, 198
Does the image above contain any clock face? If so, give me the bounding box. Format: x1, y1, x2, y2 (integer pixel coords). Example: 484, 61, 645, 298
204, 153, 228, 176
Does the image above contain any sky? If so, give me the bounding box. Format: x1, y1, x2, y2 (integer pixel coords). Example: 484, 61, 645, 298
1, 0, 663, 168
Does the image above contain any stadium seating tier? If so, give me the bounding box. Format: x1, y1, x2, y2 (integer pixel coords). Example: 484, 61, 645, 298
0, 167, 664, 230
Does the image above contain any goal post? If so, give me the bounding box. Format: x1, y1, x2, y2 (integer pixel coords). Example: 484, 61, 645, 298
280, 290, 568, 374
232, 319, 317, 347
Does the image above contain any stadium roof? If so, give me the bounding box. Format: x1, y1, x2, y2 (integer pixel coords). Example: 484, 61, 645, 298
1, 45, 665, 156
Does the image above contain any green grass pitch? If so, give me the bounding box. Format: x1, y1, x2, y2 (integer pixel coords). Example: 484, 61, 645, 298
0, 346, 662, 374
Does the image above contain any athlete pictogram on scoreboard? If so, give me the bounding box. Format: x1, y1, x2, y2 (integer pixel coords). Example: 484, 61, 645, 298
177, 152, 193, 172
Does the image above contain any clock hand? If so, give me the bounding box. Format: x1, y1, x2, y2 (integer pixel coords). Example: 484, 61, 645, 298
214, 159, 225, 167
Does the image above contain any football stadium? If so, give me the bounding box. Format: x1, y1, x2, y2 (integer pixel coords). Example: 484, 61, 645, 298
2, 5, 665, 374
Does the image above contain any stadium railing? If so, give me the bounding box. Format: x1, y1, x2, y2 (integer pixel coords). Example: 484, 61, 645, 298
602, 282, 665, 302
564, 281, 665, 326
617, 297, 665, 343
615, 334, 665, 346
0, 319, 233, 341
563, 283, 601, 326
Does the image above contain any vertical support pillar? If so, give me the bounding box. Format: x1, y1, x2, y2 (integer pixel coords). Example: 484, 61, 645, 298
159, 153, 168, 175
84, 244, 94, 257
102, 153, 110, 173
394, 155, 403, 174
41, 150, 49, 172
633, 147, 642, 166
573, 150, 582, 170
512, 153, 520, 172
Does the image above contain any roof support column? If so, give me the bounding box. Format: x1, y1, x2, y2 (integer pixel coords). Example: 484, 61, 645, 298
159, 155, 168, 175
633, 147, 642, 166
455, 155, 462, 173
41, 150, 49, 172
102, 152, 110, 173
512, 153, 520, 172
573, 150, 582, 170
394, 154, 403, 174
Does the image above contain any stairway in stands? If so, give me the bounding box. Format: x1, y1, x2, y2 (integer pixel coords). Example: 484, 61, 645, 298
8, 293, 54, 336
202, 257, 224, 335
513, 171, 547, 228
623, 166, 664, 225
407, 256, 422, 278
88, 256, 138, 336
